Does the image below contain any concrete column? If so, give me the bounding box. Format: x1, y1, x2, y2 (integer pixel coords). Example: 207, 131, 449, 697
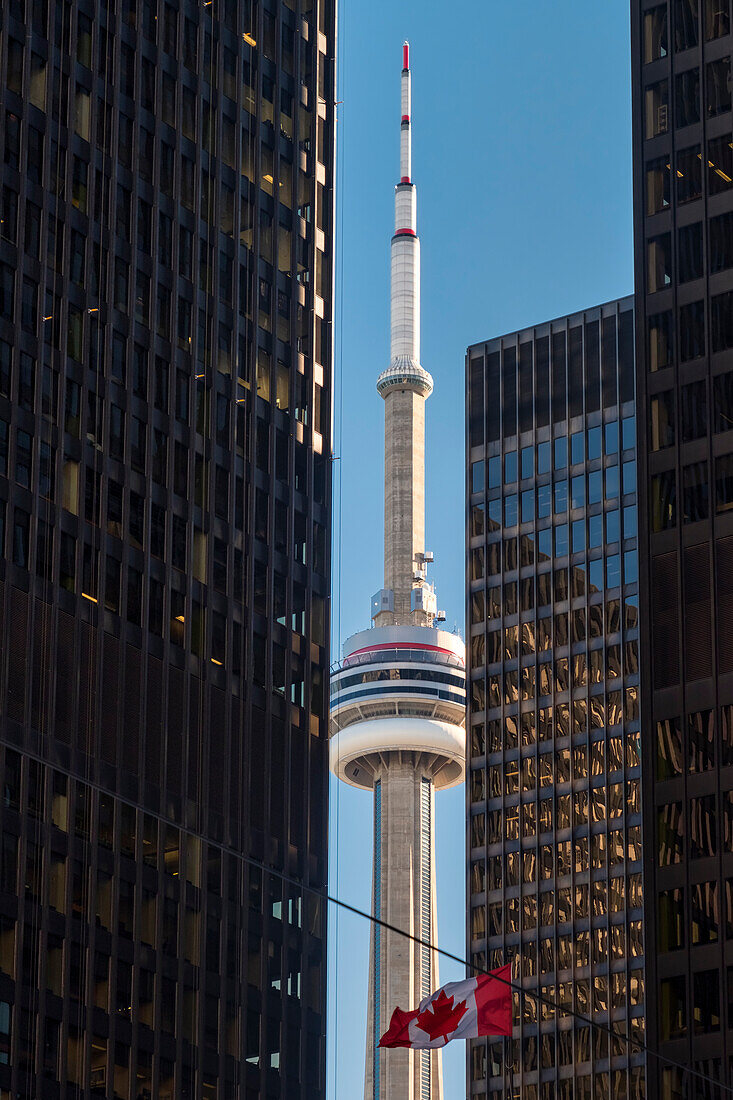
383, 389, 426, 624
363, 755, 443, 1100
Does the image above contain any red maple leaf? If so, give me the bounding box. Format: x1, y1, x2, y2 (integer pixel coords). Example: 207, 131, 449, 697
416, 989, 468, 1042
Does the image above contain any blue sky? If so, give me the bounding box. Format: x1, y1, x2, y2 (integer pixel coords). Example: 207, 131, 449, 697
327, 3, 634, 1096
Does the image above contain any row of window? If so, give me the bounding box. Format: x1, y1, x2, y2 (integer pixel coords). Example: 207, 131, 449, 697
645, 58, 732, 141
659, 968, 730, 1040
473, 604, 637, 657
648, 216, 733, 291
472, 549, 636, 613
468, 321, 634, 449
0, 506, 328, 687
473, 420, 636, 490
658, 881, 733, 951
649, 374, 732, 445
644, 0, 732, 62
480, 484, 636, 536
474, 667, 639, 714
474, 763, 640, 814
471, 638, 638, 677
656, 706, 733, 776
646, 139, 733, 214
471, 717, 640, 760
473, 836, 644, 888
474, 1049, 644, 1097
474, 886, 643, 938
651, 452, 733, 530
657, 791, 733, 863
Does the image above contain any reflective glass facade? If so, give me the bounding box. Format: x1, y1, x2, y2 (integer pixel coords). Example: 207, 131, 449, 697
0, 0, 334, 1093
632, 0, 733, 1093
466, 299, 646, 1098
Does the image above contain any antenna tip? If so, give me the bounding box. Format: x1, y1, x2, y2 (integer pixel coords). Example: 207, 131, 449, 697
403, 41, 409, 71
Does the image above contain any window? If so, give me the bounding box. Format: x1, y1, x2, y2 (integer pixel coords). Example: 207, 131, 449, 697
657, 717, 683, 778
705, 0, 730, 37
713, 290, 733, 352
710, 210, 733, 273
678, 223, 703, 281
658, 801, 685, 865
715, 454, 733, 512
675, 0, 699, 51
24, 203, 40, 259
4, 111, 20, 169
21, 278, 37, 333
130, 418, 146, 473
648, 311, 674, 371
707, 56, 732, 116
647, 156, 671, 214
689, 710, 715, 772
660, 977, 687, 1040
694, 969, 721, 1033
677, 144, 703, 203
690, 794, 717, 857
651, 391, 675, 450
606, 509, 620, 542
708, 135, 733, 194
645, 5, 669, 61
681, 299, 706, 360
683, 461, 709, 522
652, 470, 677, 530
13, 508, 29, 568
714, 371, 733, 432
676, 68, 701, 127
680, 379, 707, 440
648, 233, 672, 291
646, 79, 670, 137
0, 187, 17, 243
16, 431, 32, 488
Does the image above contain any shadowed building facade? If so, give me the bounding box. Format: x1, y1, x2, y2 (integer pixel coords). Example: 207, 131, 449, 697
0, 0, 334, 1094
466, 299, 646, 1098
631, 0, 733, 1093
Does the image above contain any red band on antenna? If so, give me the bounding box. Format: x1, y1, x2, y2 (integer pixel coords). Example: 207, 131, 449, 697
403, 42, 409, 71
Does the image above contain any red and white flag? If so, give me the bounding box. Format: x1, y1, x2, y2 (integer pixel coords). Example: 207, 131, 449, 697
378, 965, 512, 1050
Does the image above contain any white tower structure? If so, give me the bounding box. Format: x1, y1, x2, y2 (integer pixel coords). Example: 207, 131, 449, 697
330, 43, 466, 1100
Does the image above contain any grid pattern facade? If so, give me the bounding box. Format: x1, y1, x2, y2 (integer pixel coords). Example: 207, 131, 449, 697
466, 300, 646, 1098
632, 1, 733, 1094
0, 0, 334, 1093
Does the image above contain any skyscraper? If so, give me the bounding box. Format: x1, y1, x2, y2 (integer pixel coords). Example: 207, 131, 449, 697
0, 0, 334, 1094
465, 299, 646, 1098
631, 1, 733, 1093
329, 44, 466, 1100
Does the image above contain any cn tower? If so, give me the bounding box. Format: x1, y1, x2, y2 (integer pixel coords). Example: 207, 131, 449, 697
330, 44, 466, 1100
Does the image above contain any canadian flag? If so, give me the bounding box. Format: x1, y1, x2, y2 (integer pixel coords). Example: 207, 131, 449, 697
378, 965, 512, 1050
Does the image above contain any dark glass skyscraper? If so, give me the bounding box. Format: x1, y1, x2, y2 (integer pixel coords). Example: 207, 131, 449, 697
466, 299, 646, 1099
632, 1, 733, 1093
0, 0, 333, 1093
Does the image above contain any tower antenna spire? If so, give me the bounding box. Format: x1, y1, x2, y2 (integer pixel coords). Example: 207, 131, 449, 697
374, 40, 435, 627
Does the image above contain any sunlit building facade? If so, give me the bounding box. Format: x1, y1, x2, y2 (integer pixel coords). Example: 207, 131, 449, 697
632, 1, 733, 1094
466, 299, 646, 1098
0, 0, 334, 1094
